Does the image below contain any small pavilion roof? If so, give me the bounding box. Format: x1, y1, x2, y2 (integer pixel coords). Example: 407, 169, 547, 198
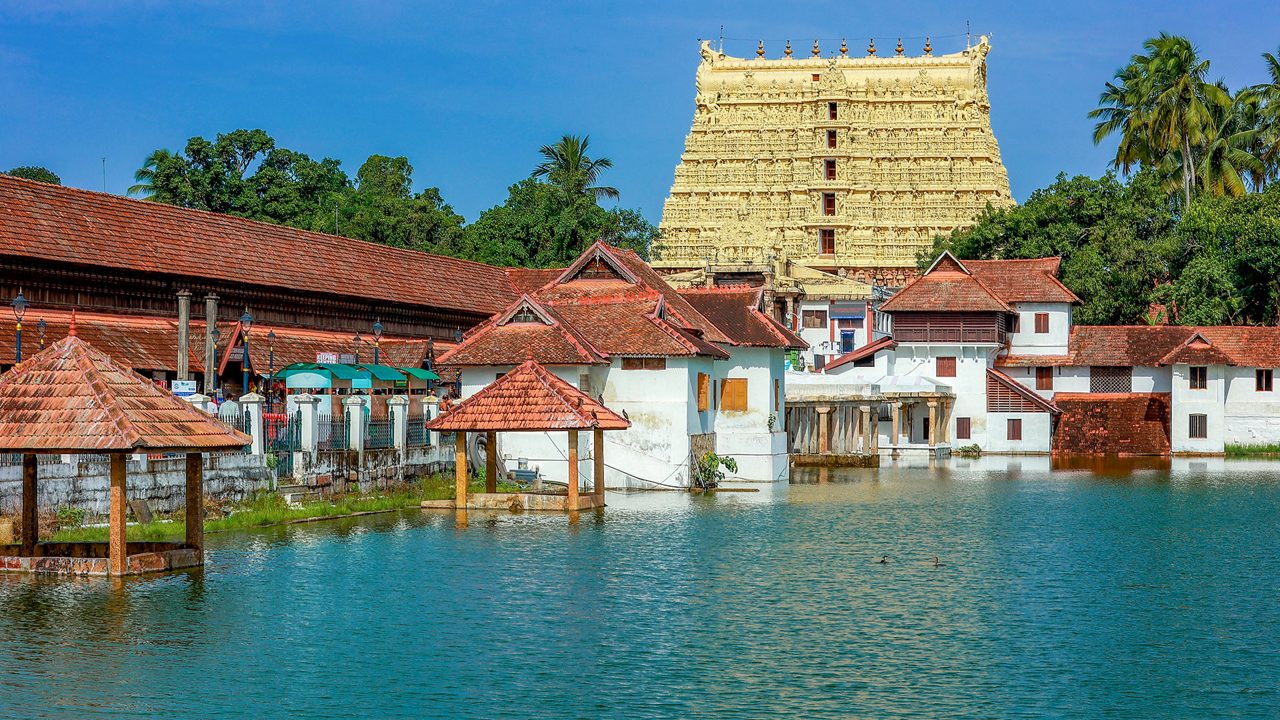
0, 334, 251, 453
426, 359, 630, 432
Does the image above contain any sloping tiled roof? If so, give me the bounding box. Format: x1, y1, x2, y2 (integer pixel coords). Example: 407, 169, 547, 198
217, 322, 437, 374
1053, 393, 1171, 455
824, 336, 898, 372
426, 359, 630, 432
879, 268, 1012, 313
998, 325, 1280, 368
964, 258, 1080, 304
436, 296, 608, 367
0, 174, 516, 315
0, 309, 218, 373
678, 287, 807, 349
881, 252, 1077, 313
0, 335, 251, 453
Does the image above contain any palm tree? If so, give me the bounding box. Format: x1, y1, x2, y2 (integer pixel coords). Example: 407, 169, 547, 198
532, 134, 619, 201
127, 149, 174, 198
1248, 47, 1280, 190
1197, 87, 1265, 197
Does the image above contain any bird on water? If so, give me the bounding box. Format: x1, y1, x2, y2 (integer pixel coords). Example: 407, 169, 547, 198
877, 555, 889, 564
932, 556, 946, 567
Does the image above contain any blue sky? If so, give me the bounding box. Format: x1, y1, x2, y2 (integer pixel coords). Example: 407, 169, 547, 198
2, 1, 1278, 224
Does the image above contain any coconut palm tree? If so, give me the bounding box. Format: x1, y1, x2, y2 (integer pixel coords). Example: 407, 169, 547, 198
1197, 87, 1265, 197
1248, 47, 1280, 190
532, 134, 619, 201
127, 149, 175, 198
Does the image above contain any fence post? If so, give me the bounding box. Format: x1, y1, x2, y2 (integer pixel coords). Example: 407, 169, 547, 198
343, 396, 367, 458
184, 393, 213, 415
241, 392, 266, 455
294, 393, 321, 480
388, 395, 409, 461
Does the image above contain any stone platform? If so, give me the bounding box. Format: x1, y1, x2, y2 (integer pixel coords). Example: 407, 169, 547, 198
422, 492, 604, 512
0, 542, 203, 576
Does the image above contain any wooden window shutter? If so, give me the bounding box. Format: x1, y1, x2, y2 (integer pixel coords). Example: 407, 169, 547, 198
1034, 313, 1049, 333
1035, 367, 1053, 390
956, 417, 971, 440
936, 356, 956, 377
1189, 413, 1207, 439
697, 373, 709, 411
1007, 418, 1022, 441
722, 378, 748, 412
774, 378, 780, 411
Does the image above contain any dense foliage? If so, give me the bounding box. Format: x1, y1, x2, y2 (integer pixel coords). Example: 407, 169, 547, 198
5, 166, 61, 184
130, 130, 655, 266
928, 171, 1280, 326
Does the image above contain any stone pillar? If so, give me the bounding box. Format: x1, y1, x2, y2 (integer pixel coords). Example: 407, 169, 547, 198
185, 453, 204, 553
203, 293, 219, 395
343, 395, 367, 456
177, 290, 191, 382
240, 392, 265, 455
927, 400, 938, 448
940, 400, 952, 443
454, 431, 468, 508
816, 406, 831, 453
889, 402, 901, 446
108, 453, 127, 576
184, 393, 213, 415
594, 428, 605, 501
294, 393, 321, 453
388, 395, 409, 460
567, 429, 580, 509
860, 406, 874, 455
21, 454, 37, 555
422, 397, 439, 447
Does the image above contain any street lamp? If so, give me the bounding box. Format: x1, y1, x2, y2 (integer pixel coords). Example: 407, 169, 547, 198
36, 318, 46, 351
372, 319, 383, 366
11, 290, 28, 363
266, 329, 277, 411
240, 309, 253, 397
353, 332, 362, 364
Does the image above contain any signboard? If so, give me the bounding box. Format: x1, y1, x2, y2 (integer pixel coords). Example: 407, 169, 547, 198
228, 346, 244, 362
172, 379, 198, 397
338, 353, 357, 365
316, 352, 339, 364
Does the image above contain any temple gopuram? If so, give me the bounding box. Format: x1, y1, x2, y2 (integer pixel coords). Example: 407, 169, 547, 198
656, 35, 1014, 323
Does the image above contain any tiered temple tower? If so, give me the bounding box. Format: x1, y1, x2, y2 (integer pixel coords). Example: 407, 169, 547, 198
655, 36, 1013, 289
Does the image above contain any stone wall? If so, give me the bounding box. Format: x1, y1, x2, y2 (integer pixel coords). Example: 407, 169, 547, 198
0, 453, 272, 517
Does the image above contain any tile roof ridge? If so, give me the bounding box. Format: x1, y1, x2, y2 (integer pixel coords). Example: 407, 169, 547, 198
964, 272, 1015, 312
678, 285, 758, 294
528, 362, 594, 426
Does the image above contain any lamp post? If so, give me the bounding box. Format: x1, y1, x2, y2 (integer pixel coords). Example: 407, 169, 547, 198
266, 329, 276, 412
372, 319, 383, 366
353, 332, 362, 364
11, 290, 28, 364
240, 309, 253, 397
210, 326, 221, 396
36, 318, 46, 351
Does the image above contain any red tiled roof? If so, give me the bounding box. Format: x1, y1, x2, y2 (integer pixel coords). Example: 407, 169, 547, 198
503, 268, 561, 294
824, 336, 897, 371
0, 335, 250, 453
552, 299, 729, 359
879, 269, 1012, 313
1156, 332, 1235, 366
1052, 393, 1171, 455
998, 325, 1280, 368
994, 354, 1074, 368
0, 174, 516, 316
0, 309, 218, 373
964, 258, 1081, 304
217, 323, 438, 374
426, 359, 630, 432
436, 296, 607, 367
678, 287, 807, 349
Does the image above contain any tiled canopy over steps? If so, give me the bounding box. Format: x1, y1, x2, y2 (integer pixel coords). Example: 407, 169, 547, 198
1052, 393, 1171, 455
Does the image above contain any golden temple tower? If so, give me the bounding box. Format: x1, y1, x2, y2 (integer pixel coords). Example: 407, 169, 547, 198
655, 35, 1013, 289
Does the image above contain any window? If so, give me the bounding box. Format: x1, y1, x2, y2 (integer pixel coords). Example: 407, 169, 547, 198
1007, 418, 1022, 441
509, 306, 543, 324
936, 356, 957, 377
1010, 314, 1021, 333
1090, 366, 1132, 393
1034, 313, 1050, 334
835, 317, 863, 330
922, 418, 930, 442
853, 356, 876, 368
811, 73, 821, 82
1258, 369, 1274, 392
1189, 366, 1208, 390
1189, 413, 1208, 439
956, 417, 971, 440
824, 159, 836, 180
827, 129, 837, 149
822, 192, 836, 216
819, 228, 836, 254
801, 309, 828, 329
622, 357, 666, 370
828, 101, 838, 120
1035, 367, 1053, 391
697, 373, 710, 411
720, 378, 748, 411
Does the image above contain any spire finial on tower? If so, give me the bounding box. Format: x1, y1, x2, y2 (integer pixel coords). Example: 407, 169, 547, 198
68, 309, 77, 337
784, 40, 792, 58
811, 39, 820, 57
866, 38, 876, 56
924, 37, 933, 55
756, 40, 764, 58
839, 38, 848, 56
896, 38, 904, 56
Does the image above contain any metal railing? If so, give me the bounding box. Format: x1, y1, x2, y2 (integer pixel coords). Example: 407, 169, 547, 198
366, 419, 393, 450
317, 415, 348, 451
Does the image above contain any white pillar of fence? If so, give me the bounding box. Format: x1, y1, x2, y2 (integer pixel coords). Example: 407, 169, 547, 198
422, 397, 439, 447
343, 396, 367, 457
240, 393, 266, 455
184, 393, 214, 415
388, 395, 409, 460
294, 394, 321, 453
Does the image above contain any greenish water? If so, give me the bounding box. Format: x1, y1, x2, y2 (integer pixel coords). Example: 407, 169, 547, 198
2, 458, 1279, 719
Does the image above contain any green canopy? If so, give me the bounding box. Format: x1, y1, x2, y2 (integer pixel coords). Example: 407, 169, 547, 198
274, 362, 328, 379
359, 364, 407, 382
315, 363, 370, 380
400, 367, 441, 381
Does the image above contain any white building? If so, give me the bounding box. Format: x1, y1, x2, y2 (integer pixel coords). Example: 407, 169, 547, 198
818, 252, 1280, 455
438, 242, 805, 487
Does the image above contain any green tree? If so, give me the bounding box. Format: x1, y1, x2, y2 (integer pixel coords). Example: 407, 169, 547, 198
339, 155, 464, 252
533, 134, 619, 201
1151, 253, 1243, 325
4, 166, 61, 184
